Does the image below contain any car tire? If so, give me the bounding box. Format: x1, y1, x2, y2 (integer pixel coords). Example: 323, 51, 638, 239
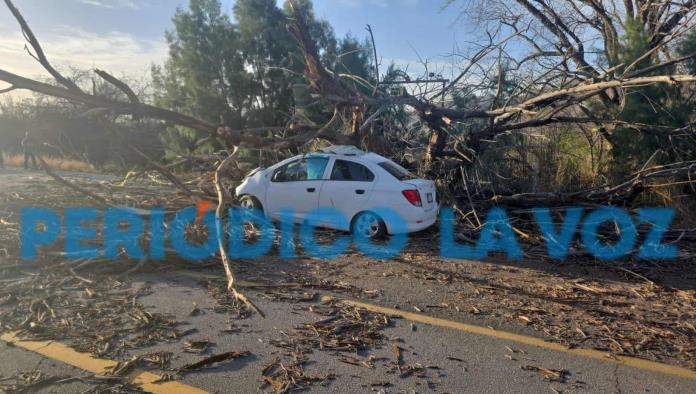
351, 211, 387, 240
239, 195, 263, 212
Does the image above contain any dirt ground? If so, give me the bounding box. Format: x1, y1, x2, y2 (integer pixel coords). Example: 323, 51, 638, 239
0, 167, 694, 392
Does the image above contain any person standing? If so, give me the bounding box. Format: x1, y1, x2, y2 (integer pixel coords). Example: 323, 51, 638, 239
21, 131, 38, 170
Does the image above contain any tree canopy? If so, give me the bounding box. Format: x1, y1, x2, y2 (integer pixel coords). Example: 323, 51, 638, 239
152, 0, 374, 159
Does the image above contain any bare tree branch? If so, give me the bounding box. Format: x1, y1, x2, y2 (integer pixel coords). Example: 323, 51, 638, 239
94, 69, 141, 105
213, 147, 265, 317
4, 0, 83, 94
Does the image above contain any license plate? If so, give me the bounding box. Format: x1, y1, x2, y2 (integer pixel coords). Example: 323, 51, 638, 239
426, 193, 433, 203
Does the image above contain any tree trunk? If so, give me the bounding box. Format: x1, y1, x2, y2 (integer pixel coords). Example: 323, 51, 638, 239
422, 126, 448, 173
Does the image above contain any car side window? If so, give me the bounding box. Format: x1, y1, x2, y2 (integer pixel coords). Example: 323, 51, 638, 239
272, 157, 328, 182
272, 160, 303, 182
306, 157, 329, 180
330, 159, 375, 182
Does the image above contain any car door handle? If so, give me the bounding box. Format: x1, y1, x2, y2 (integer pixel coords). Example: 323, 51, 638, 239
355, 189, 365, 195
307, 187, 316, 193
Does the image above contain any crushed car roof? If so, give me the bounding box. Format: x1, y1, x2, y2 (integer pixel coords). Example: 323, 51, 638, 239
318, 145, 386, 163
320, 145, 366, 156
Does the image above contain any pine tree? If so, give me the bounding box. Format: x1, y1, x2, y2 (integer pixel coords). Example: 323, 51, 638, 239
609, 18, 691, 178
152, 0, 375, 160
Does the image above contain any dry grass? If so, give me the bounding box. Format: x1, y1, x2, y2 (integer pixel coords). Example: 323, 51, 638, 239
642, 185, 696, 227
2, 153, 95, 172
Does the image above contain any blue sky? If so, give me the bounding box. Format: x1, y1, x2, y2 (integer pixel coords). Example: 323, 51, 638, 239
0, 0, 475, 90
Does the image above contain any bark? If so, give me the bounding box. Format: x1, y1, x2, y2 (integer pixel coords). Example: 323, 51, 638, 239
213, 148, 265, 317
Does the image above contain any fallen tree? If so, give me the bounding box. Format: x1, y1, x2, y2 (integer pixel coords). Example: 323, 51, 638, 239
2, 0, 696, 313
3, 0, 696, 163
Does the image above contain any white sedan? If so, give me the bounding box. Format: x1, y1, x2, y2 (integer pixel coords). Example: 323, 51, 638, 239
235, 146, 438, 239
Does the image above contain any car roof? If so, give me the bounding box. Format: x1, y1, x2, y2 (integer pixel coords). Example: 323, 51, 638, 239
317, 145, 387, 164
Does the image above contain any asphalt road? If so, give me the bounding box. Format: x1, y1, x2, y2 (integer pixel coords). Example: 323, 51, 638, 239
2, 268, 695, 393
137, 271, 696, 393
1, 166, 695, 393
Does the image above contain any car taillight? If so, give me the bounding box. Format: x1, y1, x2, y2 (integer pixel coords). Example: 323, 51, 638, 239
402, 189, 422, 207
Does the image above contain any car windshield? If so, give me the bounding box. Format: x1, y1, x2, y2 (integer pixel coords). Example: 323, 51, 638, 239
378, 161, 418, 181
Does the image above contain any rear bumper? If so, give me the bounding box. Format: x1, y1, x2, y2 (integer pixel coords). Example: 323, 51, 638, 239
388, 206, 438, 234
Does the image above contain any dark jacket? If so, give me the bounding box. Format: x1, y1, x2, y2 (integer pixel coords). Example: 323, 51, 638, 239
21, 136, 34, 150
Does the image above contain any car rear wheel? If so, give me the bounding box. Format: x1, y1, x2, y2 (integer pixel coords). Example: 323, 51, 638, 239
352, 211, 386, 240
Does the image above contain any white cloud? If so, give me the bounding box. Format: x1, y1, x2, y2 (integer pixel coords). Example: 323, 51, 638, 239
77, 0, 143, 9
0, 24, 167, 81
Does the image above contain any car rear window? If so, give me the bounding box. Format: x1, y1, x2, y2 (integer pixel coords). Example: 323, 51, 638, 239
378, 161, 418, 181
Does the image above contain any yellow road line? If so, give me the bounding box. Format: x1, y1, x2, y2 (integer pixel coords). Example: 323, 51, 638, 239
0, 332, 208, 394
161, 270, 696, 381
342, 299, 696, 382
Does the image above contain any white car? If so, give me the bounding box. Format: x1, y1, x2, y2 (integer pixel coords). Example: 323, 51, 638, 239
235, 146, 438, 239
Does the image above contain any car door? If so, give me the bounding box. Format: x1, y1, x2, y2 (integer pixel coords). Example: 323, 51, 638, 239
264, 156, 329, 221
318, 158, 376, 230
